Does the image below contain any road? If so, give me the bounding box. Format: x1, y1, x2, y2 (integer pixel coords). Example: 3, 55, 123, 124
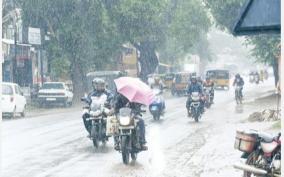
2, 78, 278, 177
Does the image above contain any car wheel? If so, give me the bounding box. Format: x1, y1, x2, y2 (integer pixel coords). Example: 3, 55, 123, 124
20, 105, 26, 117
63, 100, 68, 107
11, 107, 16, 119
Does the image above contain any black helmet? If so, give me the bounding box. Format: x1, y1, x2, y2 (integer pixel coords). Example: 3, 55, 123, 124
92, 78, 106, 92
235, 74, 240, 78
191, 75, 197, 82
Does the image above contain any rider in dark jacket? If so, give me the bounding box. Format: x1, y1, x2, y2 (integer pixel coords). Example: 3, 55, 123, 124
82, 78, 113, 135
186, 76, 205, 113
233, 74, 244, 97
113, 93, 147, 150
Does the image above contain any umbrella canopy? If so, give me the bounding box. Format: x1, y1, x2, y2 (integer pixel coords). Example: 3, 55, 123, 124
114, 77, 154, 105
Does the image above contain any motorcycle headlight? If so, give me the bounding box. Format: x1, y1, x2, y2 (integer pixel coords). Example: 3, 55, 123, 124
90, 110, 101, 117
119, 116, 131, 126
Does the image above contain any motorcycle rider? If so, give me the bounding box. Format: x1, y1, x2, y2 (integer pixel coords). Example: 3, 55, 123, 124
113, 93, 148, 151
82, 78, 113, 135
203, 76, 215, 103
233, 74, 244, 97
186, 75, 205, 114
151, 75, 164, 91
197, 76, 204, 86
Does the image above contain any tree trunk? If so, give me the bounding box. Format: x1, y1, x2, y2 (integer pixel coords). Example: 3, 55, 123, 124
70, 59, 88, 103
135, 42, 159, 82
271, 58, 279, 87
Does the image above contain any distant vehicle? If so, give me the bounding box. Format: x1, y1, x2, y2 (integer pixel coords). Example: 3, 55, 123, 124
206, 69, 230, 90
149, 89, 165, 121
86, 71, 126, 92
162, 73, 175, 89
37, 82, 73, 107
171, 72, 191, 96
2, 82, 27, 118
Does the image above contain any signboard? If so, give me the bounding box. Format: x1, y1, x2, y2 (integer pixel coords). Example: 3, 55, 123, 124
28, 27, 41, 45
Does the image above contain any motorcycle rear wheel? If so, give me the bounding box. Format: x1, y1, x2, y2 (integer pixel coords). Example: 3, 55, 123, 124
243, 152, 262, 177
154, 114, 160, 121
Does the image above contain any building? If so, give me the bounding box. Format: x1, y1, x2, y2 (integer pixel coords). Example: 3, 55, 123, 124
2, 1, 47, 87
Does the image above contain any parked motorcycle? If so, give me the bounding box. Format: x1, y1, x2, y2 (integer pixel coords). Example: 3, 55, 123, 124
81, 94, 111, 148
149, 89, 165, 121
235, 86, 243, 104
115, 107, 145, 164
204, 86, 213, 108
187, 92, 202, 122
234, 130, 281, 177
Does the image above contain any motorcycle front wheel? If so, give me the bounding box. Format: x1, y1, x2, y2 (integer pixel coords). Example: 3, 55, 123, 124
131, 152, 137, 161
91, 126, 99, 148
121, 136, 130, 165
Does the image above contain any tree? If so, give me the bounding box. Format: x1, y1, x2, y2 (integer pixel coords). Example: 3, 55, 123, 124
159, 0, 211, 66
104, 0, 169, 81
19, 0, 121, 100
205, 0, 280, 85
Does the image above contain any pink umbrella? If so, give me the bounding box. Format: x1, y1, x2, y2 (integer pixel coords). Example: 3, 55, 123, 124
114, 77, 154, 105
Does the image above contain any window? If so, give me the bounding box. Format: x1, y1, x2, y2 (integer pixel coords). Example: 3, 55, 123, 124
42, 83, 64, 89
2, 85, 13, 95
16, 86, 23, 95
15, 86, 19, 94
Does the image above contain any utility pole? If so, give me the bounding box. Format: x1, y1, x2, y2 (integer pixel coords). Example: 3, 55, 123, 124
12, 0, 17, 83
40, 46, 43, 86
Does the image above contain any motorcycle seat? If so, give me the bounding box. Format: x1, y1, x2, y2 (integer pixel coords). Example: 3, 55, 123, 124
258, 132, 275, 143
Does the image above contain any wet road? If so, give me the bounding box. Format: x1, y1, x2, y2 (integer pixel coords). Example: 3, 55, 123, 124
2, 78, 276, 177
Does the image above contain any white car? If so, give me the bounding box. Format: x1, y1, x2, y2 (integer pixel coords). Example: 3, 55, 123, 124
37, 82, 73, 107
2, 82, 27, 118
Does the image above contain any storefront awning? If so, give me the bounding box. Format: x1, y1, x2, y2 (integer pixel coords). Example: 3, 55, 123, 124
2, 38, 32, 47
233, 0, 280, 36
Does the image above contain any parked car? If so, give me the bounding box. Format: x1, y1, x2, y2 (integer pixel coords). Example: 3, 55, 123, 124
37, 82, 73, 107
2, 82, 27, 118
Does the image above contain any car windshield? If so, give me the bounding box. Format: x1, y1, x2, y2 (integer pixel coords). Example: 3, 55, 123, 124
42, 83, 64, 89
2, 85, 13, 95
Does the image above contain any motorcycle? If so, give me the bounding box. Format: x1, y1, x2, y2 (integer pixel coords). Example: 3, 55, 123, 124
187, 92, 202, 122
249, 74, 255, 83
204, 86, 213, 108
81, 94, 111, 148
234, 130, 281, 177
235, 86, 243, 104
149, 89, 165, 121
115, 107, 145, 165
255, 74, 260, 84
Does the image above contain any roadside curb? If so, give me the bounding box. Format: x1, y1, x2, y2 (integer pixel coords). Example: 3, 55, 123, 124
242, 90, 277, 104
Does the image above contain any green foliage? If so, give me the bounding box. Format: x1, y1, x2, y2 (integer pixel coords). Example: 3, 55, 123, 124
19, 0, 213, 90
245, 35, 280, 64
205, 0, 280, 63
205, 0, 246, 32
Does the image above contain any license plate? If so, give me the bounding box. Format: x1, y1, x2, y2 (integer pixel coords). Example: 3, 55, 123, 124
46, 98, 56, 101
151, 106, 158, 111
